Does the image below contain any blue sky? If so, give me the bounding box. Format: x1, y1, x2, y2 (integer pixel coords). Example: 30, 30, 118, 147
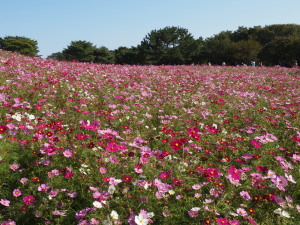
1, 0, 299, 57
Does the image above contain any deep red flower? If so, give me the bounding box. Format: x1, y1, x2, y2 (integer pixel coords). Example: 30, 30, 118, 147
205, 168, 221, 178
256, 165, 268, 173
122, 176, 132, 182
161, 139, 168, 143
170, 139, 183, 150
247, 208, 256, 214
207, 126, 218, 134
0, 125, 8, 134
31, 177, 40, 182
64, 172, 74, 178
172, 178, 182, 185
187, 126, 200, 139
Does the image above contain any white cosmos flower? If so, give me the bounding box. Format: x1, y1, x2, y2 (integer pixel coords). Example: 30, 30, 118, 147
147, 212, 154, 218
191, 207, 201, 211
168, 190, 175, 195
93, 201, 103, 208
110, 210, 119, 220
108, 185, 116, 194
28, 114, 35, 120
12, 114, 22, 121
135, 214, 148, 225
281, 210, 291, 218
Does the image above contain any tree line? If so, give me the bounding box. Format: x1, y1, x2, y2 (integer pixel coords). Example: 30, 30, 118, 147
1, 24, 299, 66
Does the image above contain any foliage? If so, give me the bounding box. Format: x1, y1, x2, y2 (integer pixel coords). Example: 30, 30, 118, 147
44, 24, 300, 66
1, 50, 300, 225
62, 40, 96, 62
139, 26, 198, 65
232, 40, 262, 65
202, 31, 234, 65
93, 47, 115, 64
114, 46, 140, 65
259, 35, 300, 66
0, 36, 38, 57
47, 52, 65, 61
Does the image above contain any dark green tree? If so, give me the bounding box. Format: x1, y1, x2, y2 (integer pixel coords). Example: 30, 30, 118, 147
231, 26, 250, 42
0, 36, 39, 57
259, 35, 300, 66
139, 26, 198, 65
0, 37, 3, 48
202, 31, 234, 65
190, 37, 205, 64
93, 47, 115, 64
62, 40, 96, 62
232, 40, 262, 65
47, 52, 65, 60
114, 46, 140, 65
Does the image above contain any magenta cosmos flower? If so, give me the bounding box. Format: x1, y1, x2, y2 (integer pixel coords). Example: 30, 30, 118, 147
159, 172, 171, 179
251, 139, 261, 148
23, 195, 35, 205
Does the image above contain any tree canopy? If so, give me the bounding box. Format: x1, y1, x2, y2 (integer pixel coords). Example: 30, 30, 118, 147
138, 26, 199, 65
1, 24, 299, 66
0, 36, 38, 57
61, 40, 96, 62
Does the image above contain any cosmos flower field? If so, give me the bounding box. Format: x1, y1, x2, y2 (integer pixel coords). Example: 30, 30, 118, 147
0, 50, 300, 225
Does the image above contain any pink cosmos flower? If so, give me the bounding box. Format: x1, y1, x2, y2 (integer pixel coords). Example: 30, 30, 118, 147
49, 189, 58, 197
90, 218, 100, 224
0, 199, 10, 206
99, 167, 107, 174
38, 184, 50, 192
237, 208, 247, 217
240, 191, 251, 200
271, 176, 288, 191
192, 184, 201, 190
20, 178, 28, 184
187, 209, 199, 218
10, 163, 20, 171
63, 150, 73, 158
52, 209, 67, 216
12, 189, 22, 197
1, 220, 16, 225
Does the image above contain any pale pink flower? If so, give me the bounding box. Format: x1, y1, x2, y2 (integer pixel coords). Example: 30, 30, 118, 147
0, 199, 10, 206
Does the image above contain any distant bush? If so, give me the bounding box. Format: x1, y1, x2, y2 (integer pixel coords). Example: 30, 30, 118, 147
0, 36, 39, 57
